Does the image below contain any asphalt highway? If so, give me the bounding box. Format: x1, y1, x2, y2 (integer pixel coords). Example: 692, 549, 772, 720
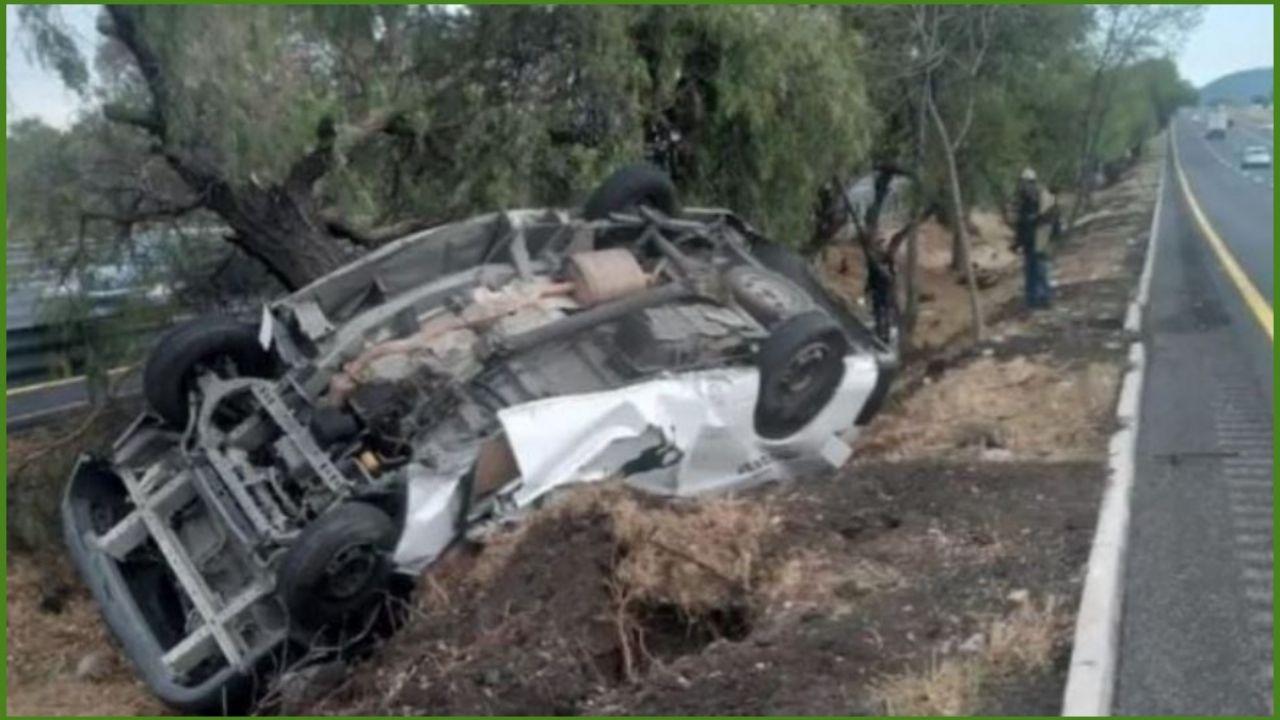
6, 367, 139, 432
1114, 111, 1274, 715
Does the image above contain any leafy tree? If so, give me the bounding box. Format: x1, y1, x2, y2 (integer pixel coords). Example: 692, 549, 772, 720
18, 5, 872, 289
1069, 4, 1203, 220
13, 4, 1203, 357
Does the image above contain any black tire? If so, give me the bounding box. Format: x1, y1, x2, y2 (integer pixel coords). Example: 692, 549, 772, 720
750, 240, 886, 353
754, 311, 848, 440
277, 502, 396, 640
143, 316, 275, 427
583, 163, 680, 220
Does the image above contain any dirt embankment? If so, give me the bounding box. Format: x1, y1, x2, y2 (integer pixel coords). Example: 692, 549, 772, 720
6, 150, 1160, 716
7, 553, 165, 716
313, 463, 1098, 716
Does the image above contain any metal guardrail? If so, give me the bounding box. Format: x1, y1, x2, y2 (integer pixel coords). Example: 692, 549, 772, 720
7, 303, 258, 395
6, 318, 168, 388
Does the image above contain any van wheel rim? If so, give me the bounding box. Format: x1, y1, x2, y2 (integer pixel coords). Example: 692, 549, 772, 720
780, 343, 829, 394
322, 543, 378, 601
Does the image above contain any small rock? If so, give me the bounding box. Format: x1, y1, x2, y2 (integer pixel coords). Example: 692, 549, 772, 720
75, 651, 110, 682
277, 660, 348, 711
958, 633, 985, 654
980, 447, 1013, 462
38, 583, 72, 615
1008, 588, 1030, 604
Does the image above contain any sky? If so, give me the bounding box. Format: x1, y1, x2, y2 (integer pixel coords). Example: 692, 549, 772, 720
1177, 4, 1274, 87
6, 4, 99, 129
5, 4, 1276, 130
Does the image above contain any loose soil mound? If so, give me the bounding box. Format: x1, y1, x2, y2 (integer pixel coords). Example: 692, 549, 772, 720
313, 461, 1098, 715
313, 486, 775, 715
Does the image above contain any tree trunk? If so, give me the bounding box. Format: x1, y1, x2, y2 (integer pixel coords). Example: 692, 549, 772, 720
214, 188, 356, 291
100, 6, 361, 292
927, 90, 985, 341
900, 72, 932, 351
949, 223, 969, 272
163, 153, 357, 291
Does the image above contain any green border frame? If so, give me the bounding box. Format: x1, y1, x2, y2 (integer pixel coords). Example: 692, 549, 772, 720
1, 3, 1275, 719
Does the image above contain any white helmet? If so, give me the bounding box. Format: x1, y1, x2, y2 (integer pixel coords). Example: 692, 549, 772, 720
1020, 167, 1037, 181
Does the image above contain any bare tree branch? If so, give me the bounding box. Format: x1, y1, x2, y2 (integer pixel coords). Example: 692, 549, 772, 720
102, 102, 162, 135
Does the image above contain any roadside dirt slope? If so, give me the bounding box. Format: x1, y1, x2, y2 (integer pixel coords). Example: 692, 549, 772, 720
314, 462, 1099, 716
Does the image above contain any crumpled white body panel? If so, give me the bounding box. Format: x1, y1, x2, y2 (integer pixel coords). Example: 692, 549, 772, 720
392, 355, 878, 573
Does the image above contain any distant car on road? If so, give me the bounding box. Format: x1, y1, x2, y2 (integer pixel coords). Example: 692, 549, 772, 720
1241, 145, 1272, 169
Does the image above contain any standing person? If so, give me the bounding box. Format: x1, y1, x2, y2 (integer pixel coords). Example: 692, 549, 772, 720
1012, 167, 1052, 309
864, 242, 897, 344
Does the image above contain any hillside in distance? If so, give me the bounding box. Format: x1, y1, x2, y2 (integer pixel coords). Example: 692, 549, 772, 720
1200, 67, 1273, 105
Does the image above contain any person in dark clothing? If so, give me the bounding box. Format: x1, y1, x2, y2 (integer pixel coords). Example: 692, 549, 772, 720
864, 245, 897, 344
1013, 167, 1052, 309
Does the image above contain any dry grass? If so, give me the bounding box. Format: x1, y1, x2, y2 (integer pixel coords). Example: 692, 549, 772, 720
872, 595, 1067, 716
459, 483, 774, 614
987, 595, 1064, 672
609, 493, 772, 613
763, 549, 903, 611
6, 554, 165, 716
876, 655, 983, 716
860, 355, 1119, 461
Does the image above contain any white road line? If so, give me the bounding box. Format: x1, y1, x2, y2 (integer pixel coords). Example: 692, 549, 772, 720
1224, 457, 1274, 467
1226, 471, 1274, 480
5, 400, 92, 428
1228, 485, 1273, 496
1214, 424, 1274, 433
1231, 516, 1273, 531
1237, 550, 1274, 564
1229, 503, 1273, 517
1242, 567, 1274, 583
1244, 586, 1273, 604
1247, 611, 1273, 629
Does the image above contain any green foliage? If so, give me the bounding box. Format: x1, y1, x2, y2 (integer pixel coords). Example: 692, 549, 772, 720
15, 6, 90, 94
6, 118, 82, 249
632, 6, 871, 244
13, 4, 1200, 279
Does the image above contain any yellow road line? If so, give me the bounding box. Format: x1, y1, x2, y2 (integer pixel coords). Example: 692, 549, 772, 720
6, 365, 134, 398
1171, 126, 1274, 340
